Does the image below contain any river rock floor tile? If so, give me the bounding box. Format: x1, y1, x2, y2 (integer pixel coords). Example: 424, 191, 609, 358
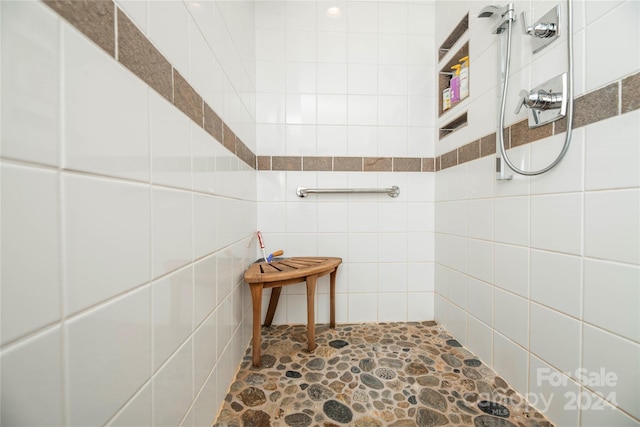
213, 322, 554, 427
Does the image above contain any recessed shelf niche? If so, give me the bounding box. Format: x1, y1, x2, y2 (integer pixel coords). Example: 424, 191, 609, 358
439, 112, 468, 140
438, 13, 469, 62
438, 41, 470, 117
437, 12, 470, 140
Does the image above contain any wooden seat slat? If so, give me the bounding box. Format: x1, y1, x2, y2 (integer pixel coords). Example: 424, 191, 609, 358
260, 263, 282, 274
245, 257, 342, 284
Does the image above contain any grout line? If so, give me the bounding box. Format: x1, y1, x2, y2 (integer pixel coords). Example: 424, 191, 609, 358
58, 20, 71, 426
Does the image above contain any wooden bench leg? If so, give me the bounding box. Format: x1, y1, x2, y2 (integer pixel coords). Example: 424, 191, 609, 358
329, 267, 338, 329
263, 287, 282, 327
306, 274, 317, 352
250, 283, 263, 367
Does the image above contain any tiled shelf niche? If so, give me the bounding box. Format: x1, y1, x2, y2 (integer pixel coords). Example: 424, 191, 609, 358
439, 111, 467, 139
437, 12, 469, 140
438, 13, 469, 62
438, 41, 469, 117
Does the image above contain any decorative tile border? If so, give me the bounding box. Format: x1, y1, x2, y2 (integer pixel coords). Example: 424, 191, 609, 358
257, 156, 430, 172
41, 0, 638, 174
44, 0, 256, 170
436, 72, 640, 171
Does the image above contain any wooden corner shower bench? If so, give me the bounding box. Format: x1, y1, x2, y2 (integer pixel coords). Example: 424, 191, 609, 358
243, 257, 342, 367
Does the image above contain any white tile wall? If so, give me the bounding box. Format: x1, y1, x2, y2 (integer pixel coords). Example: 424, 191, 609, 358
583, 259, 640, 342
581, 396, 640, 427
530, 303, 580, 374
530, 193, 582, 255
585, 1, 639, 92
255, 1, 436, 158
467, 239, 493, 283
1, 164, 61, 344
5, 1, 640, 427
494, 243, 529, 297
583, 325, 640, 420
585, 110, 640, 190
585, 189, 640, 265
150, 90, 192, 190
64, 174, 151, 315
1, 2, 257, 426
64, 27, 150, 182
0, 328, 63, 426
153, 338, 194, 426
529, 356, 580, 427
530, 131, 585, 195
446, 302, 467, 343
494, 196, 530, 246
530, 250, 581, 318
152, 268, 194, 371
466, 315, 492, 364
493, 288, 528, 348
152, 188, 193, 278
66, 287, 152, 426
493, 332, 528, 395
148, 0, 189, 77
435, 2, 640, 425
0, 1, 60, 166
108, 383, 152, 427
467, 277, 492, 326
258, 170, 435, 323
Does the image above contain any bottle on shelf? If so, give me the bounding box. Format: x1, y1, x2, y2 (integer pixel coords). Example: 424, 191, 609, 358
450, 64, 461, 103
442, 74, 451, 111
459, 56, 469, 100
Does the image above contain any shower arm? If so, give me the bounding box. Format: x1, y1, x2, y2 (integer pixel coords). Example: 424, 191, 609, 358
496, 0, 574, 177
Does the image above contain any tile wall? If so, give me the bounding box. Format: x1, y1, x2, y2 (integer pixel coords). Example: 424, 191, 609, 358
1, 1, 257, 425
3, 0, 638, 426
254, 1, 438, 324
434, 1, 640, 426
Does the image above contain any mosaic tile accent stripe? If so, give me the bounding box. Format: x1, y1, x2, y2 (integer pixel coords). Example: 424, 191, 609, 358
365, 157, 393, 172
335, 157, 363, 172
273, 156, 302, 171
458, 140, 480, 164
173, 70, 203, 125
303, 157, 332, 171
44, 0, 256, 169
253, 71, 639, 173
204, 104, 224, 143
40, 0, 639, 174
622, 72, 640, 113
117, 9, 173, 103
422, 158, 436, 172
510, 120, 552, 148
259, 157, 426, 172
44, 0, 115, 57
437, 73, 640, 171
394, 157, 422, 172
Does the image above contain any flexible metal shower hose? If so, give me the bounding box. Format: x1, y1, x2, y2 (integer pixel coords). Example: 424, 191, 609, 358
497, 0, 574, 176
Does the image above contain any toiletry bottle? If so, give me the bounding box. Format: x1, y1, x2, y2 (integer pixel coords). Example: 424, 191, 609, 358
459, 56, 469, 100
450, 64, 461, 103
443, 75, 451, 111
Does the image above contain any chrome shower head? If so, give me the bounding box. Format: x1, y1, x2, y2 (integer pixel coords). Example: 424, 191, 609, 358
478, 4, 515, 34
478, 5, 503, 18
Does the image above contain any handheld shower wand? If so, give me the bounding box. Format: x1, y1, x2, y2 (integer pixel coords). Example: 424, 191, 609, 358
478, 2, 574, 178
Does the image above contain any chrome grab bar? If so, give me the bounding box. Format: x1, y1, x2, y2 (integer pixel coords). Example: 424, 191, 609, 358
296, 186, 400, 198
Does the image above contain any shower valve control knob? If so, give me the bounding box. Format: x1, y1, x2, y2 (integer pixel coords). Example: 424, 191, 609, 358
520, 7, 561, 54
515, 89, 563, 115
525, 22, 557, 38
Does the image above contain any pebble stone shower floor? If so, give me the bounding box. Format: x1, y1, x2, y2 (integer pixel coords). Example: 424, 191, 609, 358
213, 321, 554, 427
